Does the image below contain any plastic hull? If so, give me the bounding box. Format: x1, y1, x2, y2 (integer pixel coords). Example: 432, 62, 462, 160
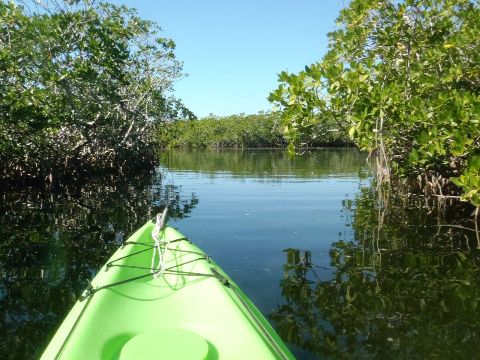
41, 221, 294, 360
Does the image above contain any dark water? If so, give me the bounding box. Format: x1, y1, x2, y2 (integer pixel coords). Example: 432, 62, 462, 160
1, 148, 479, 359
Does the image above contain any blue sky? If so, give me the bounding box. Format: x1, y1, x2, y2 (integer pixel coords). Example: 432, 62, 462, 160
115, 0, 346, 117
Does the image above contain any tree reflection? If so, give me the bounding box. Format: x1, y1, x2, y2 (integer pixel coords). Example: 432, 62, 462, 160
272, 187, 480, 359
159, 148, 369, 180
0, 172, 198, 360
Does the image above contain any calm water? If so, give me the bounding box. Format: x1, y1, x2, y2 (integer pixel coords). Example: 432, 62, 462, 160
1, 148, 479, 359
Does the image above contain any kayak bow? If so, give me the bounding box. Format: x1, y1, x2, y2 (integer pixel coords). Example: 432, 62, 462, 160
41, 214, 294, 360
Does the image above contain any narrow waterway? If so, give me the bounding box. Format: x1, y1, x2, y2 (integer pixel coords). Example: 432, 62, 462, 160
1, 148, 479, 359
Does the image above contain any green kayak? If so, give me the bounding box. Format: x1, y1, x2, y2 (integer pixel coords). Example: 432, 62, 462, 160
41, 210, 294, 360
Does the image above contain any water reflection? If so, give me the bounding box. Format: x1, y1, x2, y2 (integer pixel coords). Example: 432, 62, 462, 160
160, 148, 368, 180
272, 185, 480, 359
2, 148, 368, 360
0, 172, 197, 360
6, 148, 478, 360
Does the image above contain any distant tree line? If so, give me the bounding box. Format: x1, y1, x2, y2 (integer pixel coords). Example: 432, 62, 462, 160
0, 0, 194, 184
157, 112, 351, 148
269, 0, 479, 207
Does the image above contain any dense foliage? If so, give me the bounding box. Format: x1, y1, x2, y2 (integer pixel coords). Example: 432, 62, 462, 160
158, 113, 285, 148
0, 0, 192, 183
158, 112, 350, 148
269, 0, 480, 206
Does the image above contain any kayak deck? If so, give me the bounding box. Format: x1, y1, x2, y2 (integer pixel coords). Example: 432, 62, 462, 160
41, 221, 294, 360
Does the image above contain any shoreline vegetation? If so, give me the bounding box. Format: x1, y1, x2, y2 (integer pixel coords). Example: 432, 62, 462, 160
0, 0, 194, 186
157, 112, 351, 149
0, 0, 478, 216
268, 0, 479, 209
